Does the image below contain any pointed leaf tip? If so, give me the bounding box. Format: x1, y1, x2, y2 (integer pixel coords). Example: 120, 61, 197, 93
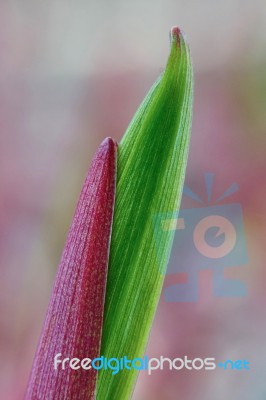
170, 26, 181, 42
99, 136, 118, 151
26, 138, 117, 400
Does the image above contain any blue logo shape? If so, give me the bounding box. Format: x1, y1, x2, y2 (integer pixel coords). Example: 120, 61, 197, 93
153, 173, 248, 302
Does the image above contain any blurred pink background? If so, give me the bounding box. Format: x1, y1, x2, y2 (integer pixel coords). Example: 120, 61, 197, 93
0, 1, 266, 399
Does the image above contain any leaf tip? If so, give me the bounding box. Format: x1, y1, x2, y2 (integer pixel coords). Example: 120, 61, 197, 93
170, 26, 181, 44
170, 26, 189, 47
98, 137, 118, 172
100, 137, 118, 152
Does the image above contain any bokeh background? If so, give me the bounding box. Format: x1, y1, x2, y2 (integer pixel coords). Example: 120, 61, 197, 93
0, 1, 266, 399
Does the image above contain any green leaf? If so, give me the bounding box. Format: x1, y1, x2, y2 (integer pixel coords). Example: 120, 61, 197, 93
96, 27, 193, 399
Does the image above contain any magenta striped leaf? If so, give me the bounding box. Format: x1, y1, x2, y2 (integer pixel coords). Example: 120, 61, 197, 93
26, 137, 117, 400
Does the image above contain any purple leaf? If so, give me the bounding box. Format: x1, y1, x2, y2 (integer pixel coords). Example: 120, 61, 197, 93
26, 137, 117, 400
